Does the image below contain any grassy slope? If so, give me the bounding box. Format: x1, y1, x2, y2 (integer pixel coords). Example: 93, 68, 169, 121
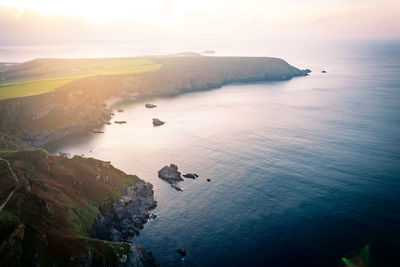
0, 150, 140, 265
0, 57, 161, 100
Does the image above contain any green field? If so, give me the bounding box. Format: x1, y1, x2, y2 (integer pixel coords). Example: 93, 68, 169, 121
0, 58, 161, 100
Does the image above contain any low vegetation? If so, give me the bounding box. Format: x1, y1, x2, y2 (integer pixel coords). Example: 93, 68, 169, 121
0, 150, 141, 265
0, 57, 161, 100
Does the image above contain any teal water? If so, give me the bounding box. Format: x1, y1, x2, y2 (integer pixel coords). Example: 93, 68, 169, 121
46, 41, 400, 266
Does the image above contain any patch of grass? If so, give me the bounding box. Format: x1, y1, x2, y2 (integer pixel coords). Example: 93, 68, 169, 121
0, 57, 161, 100
0, 209, 18, 222
67, 201, 101, 236
0, 209, 20, 242
0, 78, 77, 100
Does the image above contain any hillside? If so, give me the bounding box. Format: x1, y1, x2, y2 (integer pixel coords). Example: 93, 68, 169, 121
0, 150, 157, 266
0, 57, 161, 100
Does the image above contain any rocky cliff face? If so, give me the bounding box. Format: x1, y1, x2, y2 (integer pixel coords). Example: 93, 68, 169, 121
91, 182, 158, 267
92, 182, 157, 242
0, 86, 111, 147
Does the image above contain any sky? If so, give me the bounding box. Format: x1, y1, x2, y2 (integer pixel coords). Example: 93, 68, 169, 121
0, 0, 399, 61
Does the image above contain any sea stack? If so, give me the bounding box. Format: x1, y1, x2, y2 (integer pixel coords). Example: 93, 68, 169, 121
158, 164, 183, 184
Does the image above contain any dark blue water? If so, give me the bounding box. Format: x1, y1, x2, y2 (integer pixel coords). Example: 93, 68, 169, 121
47, 41, 400, 266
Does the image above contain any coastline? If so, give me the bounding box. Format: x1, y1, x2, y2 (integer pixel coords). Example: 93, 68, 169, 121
0, 55, 309, 266
0, 55, 309, 148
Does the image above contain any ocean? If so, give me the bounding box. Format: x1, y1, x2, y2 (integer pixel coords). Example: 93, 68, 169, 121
46, 40, 400, 266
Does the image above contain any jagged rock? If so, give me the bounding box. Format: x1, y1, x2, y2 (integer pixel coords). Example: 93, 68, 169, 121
145, 104, 157, 108
158, 164, 183, 184
183, 173, 196, 179
91, 181, 157, 242
152, 118, 165, 126
177, 249, 187, 257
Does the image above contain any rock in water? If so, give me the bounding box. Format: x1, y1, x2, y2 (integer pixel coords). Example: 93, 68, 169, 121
207, 179, 211, 182
152, 118, 165, 126
177, 249, 187, 257
114, 121, 127, 124
158, 164, 183, 184
145, 103, 157, 108
321, 70, 327, 73
183, 173, 196, 179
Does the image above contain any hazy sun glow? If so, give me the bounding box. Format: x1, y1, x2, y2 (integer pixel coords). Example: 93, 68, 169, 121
2, 0, 232, 23
0, 0, 399, 61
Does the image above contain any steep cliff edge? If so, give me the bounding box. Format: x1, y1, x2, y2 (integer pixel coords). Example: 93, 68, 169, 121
0, 55, 309, 147
0, 150, 158, 266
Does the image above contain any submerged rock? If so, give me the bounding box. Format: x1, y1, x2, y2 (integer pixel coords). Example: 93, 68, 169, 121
177, 249, 187, 257
117, 109, 124, 112
92, 129, 104, 133
145, 103, 157, 108
171, 184, 183, 191
158, 164, 183, 184
152, 118, 165, 126
183, 173, 196, 179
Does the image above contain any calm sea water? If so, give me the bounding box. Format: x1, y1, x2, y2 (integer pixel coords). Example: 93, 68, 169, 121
46, 41, 400, 266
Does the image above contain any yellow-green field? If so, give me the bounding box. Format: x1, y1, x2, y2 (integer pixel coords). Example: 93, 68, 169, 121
0, 78, 77, 99
0, 58, 161, 100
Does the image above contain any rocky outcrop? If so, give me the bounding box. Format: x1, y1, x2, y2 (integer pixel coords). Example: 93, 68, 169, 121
92, 182, 157, 242
152, 118, 165, 126
78, 243, 158, 267
183, 173, 197, 179
91, 181, 158, 266
158, 164, 183, 184
145, 104, 157, 108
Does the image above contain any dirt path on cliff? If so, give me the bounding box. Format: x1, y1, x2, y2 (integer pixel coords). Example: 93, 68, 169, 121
0, 159, 19, 211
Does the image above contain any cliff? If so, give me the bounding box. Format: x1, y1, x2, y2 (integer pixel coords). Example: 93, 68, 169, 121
0, 150, 158, 266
